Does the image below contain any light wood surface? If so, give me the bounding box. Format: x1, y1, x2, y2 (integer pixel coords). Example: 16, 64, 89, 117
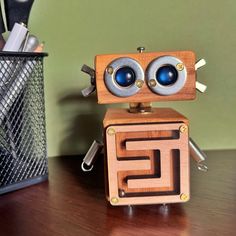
116, 130, 174, 193
104, 108, 189, 205
95, 51, 196, 104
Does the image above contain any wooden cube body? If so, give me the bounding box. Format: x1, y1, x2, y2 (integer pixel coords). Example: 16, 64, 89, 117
103, 108, 190, 206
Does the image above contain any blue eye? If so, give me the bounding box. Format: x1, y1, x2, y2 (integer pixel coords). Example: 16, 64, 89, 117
115, 67, 136, 87
156, 65, 178, 86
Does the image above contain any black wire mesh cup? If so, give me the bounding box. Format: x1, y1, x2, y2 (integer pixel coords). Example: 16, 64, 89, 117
0, 52, 48, 194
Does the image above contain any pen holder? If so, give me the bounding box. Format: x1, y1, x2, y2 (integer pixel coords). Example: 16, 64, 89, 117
0, 52, 48, 194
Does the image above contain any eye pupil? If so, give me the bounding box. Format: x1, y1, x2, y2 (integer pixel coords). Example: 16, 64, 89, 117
155, 65, 178, 86
115, 67, 136, 87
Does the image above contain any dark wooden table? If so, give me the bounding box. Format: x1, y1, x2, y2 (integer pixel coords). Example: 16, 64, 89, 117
0, 150, 235, 236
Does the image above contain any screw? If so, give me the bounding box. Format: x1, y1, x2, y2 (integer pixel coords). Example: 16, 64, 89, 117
107, 128, 116, 136
137, 47, 145, 53
179, 124, 188, 133
111, 197, 119, 204
148, 79, 157, 87
176, 63, 184, 71
135, 79, 144, 88
107, 66, 114, 75
180, 193, 189, 201
119, 189, 126, 197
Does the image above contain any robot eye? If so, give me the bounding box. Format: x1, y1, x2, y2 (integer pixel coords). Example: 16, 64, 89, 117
155, 65, 178, 86
146, 56, 187, 95
115, 67, 136, 87
105, 57, 144, 97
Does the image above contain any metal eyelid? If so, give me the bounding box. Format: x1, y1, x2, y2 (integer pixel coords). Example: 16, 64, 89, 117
146, 56, 187, 95
104, 57, 144, 97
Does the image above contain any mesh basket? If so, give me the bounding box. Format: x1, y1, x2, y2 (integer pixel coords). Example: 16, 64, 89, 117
0, 52, 48, 194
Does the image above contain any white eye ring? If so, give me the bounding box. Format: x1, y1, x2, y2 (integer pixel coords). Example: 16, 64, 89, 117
146, 56, 187, 95
104, 57, 144, 97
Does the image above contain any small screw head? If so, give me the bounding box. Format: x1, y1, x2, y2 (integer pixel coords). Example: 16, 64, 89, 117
107, 128, 116, 136
148, 79, 157, 87
180, 193, 189, 201
119, 189, 126, 197
106, 66, 114, 75
179, 124, 188, 133
137, 47, 145, 53
135, 79, 144, 88
111, 197, 119, 204
176, 63, 184, 71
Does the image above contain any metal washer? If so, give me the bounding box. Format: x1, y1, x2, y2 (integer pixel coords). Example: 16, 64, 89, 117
104, 57, 144, 97
146, 56, 187, 95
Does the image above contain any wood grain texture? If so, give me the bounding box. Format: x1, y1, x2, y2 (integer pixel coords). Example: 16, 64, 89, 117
116, 130, 175, 193
0, 150, 235, 236
116, 131, 172, 193
95, 51, 196, 104
105, 122, 189, 205
103, 107, 189, 128
103, 108, 189, 202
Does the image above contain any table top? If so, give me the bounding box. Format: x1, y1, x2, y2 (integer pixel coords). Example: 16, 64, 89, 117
0, 150, 235, 236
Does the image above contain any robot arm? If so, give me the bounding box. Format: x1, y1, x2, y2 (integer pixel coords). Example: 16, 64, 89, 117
81, 140, 103, 172
189, 137, 208, 172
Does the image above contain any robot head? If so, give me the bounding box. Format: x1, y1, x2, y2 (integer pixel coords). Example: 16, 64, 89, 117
82, 49, 206, 104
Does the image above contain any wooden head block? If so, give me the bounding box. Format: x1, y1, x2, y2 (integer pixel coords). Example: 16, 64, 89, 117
95, 51, 196, 104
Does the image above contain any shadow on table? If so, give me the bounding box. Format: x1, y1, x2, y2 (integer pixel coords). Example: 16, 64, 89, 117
55, 153, 105, 194
104, 204, 188, 236
57, 92, 105, 156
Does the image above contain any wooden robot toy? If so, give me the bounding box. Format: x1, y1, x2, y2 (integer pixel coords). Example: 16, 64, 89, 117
81, 47, 208, 206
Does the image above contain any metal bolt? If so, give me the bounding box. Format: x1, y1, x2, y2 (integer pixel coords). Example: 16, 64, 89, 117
148, 79, 157, 87
179, 124, 188, 133
180, 193, 189, 201
107, 128, 116, 136
135, 79, 144, 88
119, 189, 126, 197
137, 47, 145, 53
176, 63, 184, 71
111, 197, 119, 204
106, 66, 114, 75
